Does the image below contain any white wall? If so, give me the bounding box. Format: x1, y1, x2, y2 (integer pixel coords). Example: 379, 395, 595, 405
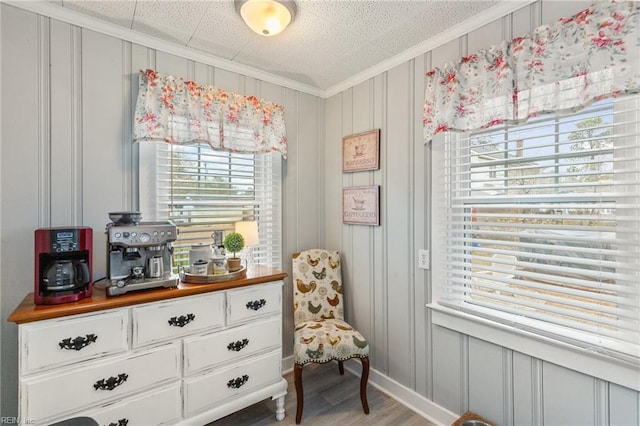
0, 3, 323, 416
325, 1, 640, 425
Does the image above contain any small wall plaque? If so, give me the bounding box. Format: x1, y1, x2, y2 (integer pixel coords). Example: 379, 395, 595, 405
342, 186, 380, 226
342, 129, 380, 173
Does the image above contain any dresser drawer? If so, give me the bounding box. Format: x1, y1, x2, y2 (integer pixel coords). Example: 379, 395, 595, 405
184, 316, 281, 375
81, 383, 182, 426
226, 281, 282, 325
21, 342, 181, 423
132, 292, 224, 347
20, 309, 129, 375
183, 349, 282, 417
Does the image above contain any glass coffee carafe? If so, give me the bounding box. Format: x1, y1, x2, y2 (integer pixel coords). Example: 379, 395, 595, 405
43, 259, 90, 292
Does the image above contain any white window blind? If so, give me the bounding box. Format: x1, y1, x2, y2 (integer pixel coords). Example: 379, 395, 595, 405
143, 140, 282, 271
433, 95, 640, 363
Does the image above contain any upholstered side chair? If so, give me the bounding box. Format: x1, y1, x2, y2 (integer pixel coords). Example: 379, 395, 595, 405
292, 249, 370, 424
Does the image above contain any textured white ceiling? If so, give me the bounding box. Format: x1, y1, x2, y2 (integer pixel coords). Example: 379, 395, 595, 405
55, 0, 505, 92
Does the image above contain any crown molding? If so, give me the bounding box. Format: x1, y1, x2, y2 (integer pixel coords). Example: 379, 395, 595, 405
323, 0, 537, 98
2, 0, 324, 97
3, 0, 536, 100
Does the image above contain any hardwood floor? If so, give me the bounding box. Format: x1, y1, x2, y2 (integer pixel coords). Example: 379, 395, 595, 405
211, 362, 434, 425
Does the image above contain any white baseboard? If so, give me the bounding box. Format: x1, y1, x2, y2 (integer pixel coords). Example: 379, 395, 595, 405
281, 356, 457, 426
282, 355, 294, 374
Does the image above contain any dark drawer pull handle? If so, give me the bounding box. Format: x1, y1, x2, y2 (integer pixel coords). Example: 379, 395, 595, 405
227, 338, 249, 352
59, 334, 98, 351
94, 373, 128, 391
107, 419, 129, 426
168, 313, 195, 327
227, 374, 249, 389
246, 299, 266, 311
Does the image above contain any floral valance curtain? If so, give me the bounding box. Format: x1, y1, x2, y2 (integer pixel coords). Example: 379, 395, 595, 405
423, 0, 640, 143
134, 69, 288, 158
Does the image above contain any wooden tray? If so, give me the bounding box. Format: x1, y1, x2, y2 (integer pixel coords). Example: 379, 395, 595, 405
180, 266, 246, 284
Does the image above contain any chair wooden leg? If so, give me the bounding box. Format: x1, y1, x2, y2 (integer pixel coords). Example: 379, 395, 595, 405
338, 360, 344, 375
294, 363, 304, 424
360, 357, 370, 414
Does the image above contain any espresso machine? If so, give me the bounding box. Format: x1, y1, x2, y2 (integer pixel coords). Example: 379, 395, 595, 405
34, 227, 93, 305
102, 212, 179, 296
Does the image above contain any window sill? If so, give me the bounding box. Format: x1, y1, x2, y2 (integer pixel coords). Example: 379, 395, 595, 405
427, 303, 640, 391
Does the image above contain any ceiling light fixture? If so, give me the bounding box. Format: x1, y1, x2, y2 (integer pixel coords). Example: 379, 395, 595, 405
235, 0, 297, 37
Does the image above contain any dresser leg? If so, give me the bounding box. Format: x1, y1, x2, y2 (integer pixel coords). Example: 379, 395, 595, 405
275, 394, 286, 421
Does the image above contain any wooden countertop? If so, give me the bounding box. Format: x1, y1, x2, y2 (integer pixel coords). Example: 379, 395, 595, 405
7, 266, 287, 325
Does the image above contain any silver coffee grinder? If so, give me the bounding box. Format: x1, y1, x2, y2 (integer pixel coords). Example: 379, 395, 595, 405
102, 212, 179, 296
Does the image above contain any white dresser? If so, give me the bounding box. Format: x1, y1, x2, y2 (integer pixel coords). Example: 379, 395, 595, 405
8, 268, 288, 426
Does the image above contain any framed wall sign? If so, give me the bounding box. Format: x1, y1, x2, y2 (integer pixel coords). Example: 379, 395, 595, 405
342, 129, 380, 173
342, 186, 380, 226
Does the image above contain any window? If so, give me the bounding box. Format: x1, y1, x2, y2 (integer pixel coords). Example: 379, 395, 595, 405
431, 95, 640, 365
139, 142, 282, 271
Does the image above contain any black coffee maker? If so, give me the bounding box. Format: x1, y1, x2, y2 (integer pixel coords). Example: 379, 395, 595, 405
34, 227, 93, 305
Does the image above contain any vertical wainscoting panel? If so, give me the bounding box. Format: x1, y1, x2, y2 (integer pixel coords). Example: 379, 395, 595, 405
80, 29, 126, 278
316, 95, 327, 251
340, 88, 353, 300
339, 88, 355, 334
432, 325, 464, 414
595, 379, 610, 426
281, 85, 297, 358
430, 38, 463, 73
347, 80, 374, 344
467, 20, 505, 54
0, 5, 41, 416
214, 67, 243, 94
281, 86, 299, 357
121, 41, 134, 212
244, 75, 259, 102
513, 352, 544, 426
71, 26, 84, 221
324, 95, 343, 251
512, 1, 536, 35
257, 80, 285, 109
413, 53, 429, 397
468, 338, 507, 425
296, 92, 322, 250
372, 73, 388, 373
542, 362, 596, 425
130, 44, 154, 211
193, 61, 212, 85
282, 82, 324, 359
49, 19, 77, 225
37, 15, 52, 227
385, 62, 413, 385
155, 51, 189, 82
512, 352, 533, 425
130, 44, 154, 217
281, 86, 296, 357
609, 383, 640, 426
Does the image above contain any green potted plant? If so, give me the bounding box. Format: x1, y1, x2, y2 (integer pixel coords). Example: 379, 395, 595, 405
223, 232, 245, 272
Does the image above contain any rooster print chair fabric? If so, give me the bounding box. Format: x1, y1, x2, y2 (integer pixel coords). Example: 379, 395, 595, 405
292, 249, 369, 365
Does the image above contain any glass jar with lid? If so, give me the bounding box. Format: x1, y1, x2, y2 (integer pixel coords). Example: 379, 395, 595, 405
210, 256, 227, 275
